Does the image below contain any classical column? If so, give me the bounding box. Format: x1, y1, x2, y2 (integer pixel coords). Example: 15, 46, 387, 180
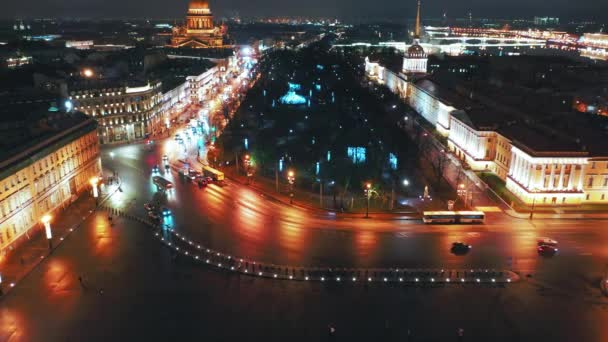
549, 164, 556, 190
538, 164, 546, 189
557, 164, 566, 190
526, 163, 535, 189
567, 165, 576, 190
577, 164, 587, 190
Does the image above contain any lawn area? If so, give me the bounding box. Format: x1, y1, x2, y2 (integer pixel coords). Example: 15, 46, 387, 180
477, 172, 523, 208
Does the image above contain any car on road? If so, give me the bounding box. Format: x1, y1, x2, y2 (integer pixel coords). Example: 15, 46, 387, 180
162, 155, 169, 163
197, 177, 208, 187
538, 244, 558, 256
537, 238, 558, 247
161, 207, 172, 217
152, 165, 160, 174
451, 242, 472, 255
144, 203, 158, 212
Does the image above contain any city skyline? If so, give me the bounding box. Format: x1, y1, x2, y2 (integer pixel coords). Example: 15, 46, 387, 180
2, 0, 607, 22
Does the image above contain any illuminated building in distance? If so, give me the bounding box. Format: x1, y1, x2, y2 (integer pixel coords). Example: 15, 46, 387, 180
402, 0, 428, 75
170, 0, 225, 48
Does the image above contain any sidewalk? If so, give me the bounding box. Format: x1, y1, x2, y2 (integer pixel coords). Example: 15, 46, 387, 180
0, 176, 121, 298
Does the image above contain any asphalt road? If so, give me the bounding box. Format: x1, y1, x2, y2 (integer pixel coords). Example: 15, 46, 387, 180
102, 137, 608, 297
2, 130, 608, 341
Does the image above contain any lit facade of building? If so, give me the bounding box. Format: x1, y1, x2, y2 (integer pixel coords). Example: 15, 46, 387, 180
70, 82, 165, 144
365, 64, 608, 206
170, 0, 225, 48
0, 114, 100, 253
71, 57, 234, 144
402, 0, 428, 75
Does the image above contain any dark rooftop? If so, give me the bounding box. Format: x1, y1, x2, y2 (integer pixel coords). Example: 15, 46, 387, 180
0, 94, 96, 170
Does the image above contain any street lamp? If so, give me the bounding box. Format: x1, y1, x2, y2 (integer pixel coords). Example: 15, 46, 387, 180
244, 154, 253, 184
287, 170, 295, 204
90, 177, 99, 203
403, 179, 410, 187
530, 193, 537, 220
365, 183, 372, 218
82, 68, 94, 78
41, 214, 52, 250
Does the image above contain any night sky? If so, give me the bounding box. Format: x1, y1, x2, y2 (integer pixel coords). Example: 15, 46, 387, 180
3, 0, 607, 21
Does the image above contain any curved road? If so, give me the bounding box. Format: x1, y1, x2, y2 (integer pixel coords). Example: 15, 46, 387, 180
102, 136, 608, 298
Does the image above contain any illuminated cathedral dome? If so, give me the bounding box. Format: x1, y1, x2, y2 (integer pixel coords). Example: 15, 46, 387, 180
188, 0, 209, 10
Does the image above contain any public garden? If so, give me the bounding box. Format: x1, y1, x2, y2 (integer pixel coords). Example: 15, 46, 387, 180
212, 40, 441, 212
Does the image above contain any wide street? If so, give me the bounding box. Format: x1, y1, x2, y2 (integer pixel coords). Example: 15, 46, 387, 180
1, 44, 608, 342
2, 136, 608, 341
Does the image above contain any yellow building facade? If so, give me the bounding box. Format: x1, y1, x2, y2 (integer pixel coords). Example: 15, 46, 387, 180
0, 118, 101, 254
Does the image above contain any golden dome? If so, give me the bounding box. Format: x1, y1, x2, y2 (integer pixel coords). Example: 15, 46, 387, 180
406, 43, 426, 58
188, 0, 209, 10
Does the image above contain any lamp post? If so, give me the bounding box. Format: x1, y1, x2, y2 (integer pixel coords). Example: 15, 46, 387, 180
41, 214, 52, 250
530, 196, 537, 220
90, 177, 99, 205
287, 170, 295, 204
365, 183, 372, 218
244, 154, 252, 185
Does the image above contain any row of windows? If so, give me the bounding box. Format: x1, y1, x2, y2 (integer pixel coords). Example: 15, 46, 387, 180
587, 176, 608, 188
0, 131, 96, 198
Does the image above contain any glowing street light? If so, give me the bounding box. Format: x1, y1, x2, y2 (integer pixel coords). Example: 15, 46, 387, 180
41, 214, 53, 249
403, 179, 410, 187
82, 68, 94, 78
364, 182, 373, 218
90, 177, 99, 199
287, 170, 295, 204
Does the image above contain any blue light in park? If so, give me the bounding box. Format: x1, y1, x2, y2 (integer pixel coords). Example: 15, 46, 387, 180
279, 158, 284, 172
347, 147, 366, 164
263, 90, 267, 97
64, 100, 73, 111
279, 92, 307, 105
244, 138, 249, 150
389, 153, 398, 170
315, 84, 321, 91
279, 83, 307, 105
316, 64, 324, 70
316, 162, 320, 175
327, 151, 331, 162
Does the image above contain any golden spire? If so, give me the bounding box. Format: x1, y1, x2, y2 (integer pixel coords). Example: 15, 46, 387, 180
415, 0, 421, 38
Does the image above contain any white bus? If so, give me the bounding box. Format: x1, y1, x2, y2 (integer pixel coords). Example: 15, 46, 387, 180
422, 211, 485, 224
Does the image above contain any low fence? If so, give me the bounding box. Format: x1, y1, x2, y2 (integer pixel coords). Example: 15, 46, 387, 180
99, 205, 519, 285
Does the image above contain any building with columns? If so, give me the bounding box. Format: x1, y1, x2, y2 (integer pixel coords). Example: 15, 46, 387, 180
69, 82, 165, 144
402, 0, 428, 75
365, 62, 608, 206
170, 0, 225, 48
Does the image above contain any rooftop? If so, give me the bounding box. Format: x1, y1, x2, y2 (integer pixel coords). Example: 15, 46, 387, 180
0, 94, 96, 175
413, 78, 608, 157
